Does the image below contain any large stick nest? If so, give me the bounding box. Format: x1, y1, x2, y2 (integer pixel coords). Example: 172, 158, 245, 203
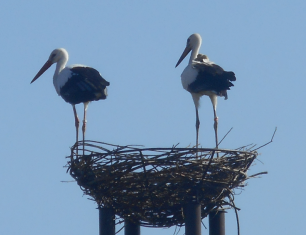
67, 141, 262, 228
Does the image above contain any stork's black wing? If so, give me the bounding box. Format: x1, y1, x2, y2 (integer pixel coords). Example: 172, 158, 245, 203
189, 62, 236, 98
60, 66, 110, 105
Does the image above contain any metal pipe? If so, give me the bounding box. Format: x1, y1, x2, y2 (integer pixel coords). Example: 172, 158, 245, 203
99, 207, 115, 235
184, 202, 201, 235
209, 209, 225, 235
124, 219, 140, 235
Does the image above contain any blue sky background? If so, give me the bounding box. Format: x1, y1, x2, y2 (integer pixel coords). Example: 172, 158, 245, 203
0, 1, 305, 234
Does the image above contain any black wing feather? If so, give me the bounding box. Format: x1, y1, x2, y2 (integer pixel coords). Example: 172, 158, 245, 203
189, 62, 236, 96
60, 66, 110, 105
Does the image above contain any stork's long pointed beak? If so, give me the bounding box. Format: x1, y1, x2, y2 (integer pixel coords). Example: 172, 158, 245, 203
31, 60, 53, 84
175, 46, 191, 68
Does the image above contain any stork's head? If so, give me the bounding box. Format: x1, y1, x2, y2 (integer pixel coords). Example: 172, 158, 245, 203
175, 33, 202, 67
48, 48, 69, 64
31, 48, 68, 84
186, 33, 202, 48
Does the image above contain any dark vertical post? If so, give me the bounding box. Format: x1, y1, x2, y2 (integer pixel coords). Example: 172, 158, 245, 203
209, 209, 225, 235
99, 207, 115, 235
124, 219, 140, 235
184, 202, 201, 235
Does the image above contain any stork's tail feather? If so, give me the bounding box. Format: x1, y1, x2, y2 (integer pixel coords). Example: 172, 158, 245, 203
220, 90, 228, 100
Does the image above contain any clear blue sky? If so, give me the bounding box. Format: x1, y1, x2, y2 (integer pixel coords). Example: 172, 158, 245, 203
1, 1, 305, 234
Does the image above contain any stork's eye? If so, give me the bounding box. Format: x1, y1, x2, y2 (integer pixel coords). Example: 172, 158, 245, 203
187, 38, 190, 44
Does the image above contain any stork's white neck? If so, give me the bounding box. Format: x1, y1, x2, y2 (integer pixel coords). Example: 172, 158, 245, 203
189, 40, 201, 64
53, 55, 68, 95
53, 57, 68, 80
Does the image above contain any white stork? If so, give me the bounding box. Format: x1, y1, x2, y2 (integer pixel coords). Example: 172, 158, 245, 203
175, 34, 236, 149
31, 48, 110, 153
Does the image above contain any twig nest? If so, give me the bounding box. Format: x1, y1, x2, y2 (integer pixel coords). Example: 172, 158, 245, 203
67, 141, 259, 227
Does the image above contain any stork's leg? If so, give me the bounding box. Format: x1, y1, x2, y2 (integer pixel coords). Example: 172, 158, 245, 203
72, 105, 80, 155
192, 94, 201, 157
209, 95, 219, 150
194, 107, 201, 158
195, 107, 200, 149
213, 106, 219, 149
82, 102, 89, 155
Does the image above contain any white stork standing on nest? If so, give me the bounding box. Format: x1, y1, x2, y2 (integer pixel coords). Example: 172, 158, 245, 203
175, 34, 236, 149
31, 48, 110, 154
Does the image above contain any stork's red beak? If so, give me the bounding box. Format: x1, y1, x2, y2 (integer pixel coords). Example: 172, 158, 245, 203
175, 46, 191, 68
31, 60, 53, 83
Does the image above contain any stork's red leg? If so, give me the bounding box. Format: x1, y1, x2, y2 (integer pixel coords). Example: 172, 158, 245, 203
208, 95, 219, 152
213, 107, 219, 149
82, 102, 89, 155
73, 105, 79, 155
195, 107, 200, 158
195, 107, 200, 148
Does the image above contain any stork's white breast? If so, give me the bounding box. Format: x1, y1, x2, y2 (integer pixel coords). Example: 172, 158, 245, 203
181, 64, 198, 91
53, 64, 86, 95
